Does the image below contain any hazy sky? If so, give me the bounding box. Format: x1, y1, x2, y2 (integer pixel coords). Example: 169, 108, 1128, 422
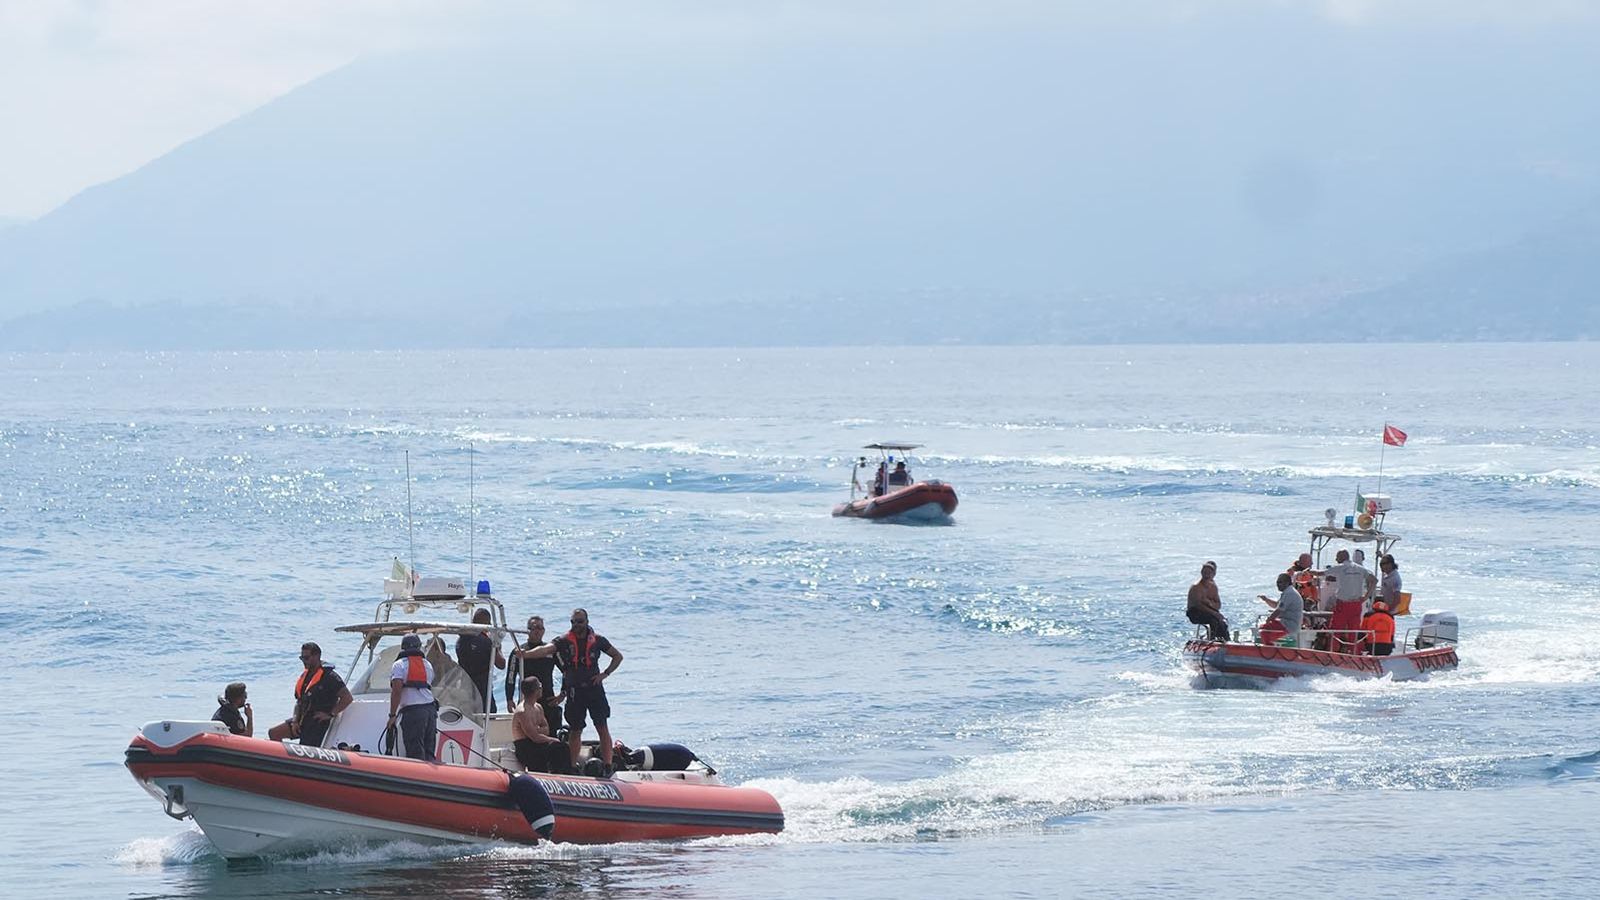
4, 0, 1598, 221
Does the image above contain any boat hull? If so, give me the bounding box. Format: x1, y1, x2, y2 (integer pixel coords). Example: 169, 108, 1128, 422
832, 482, 957, 521
1184, 639, 1457, 686
126, 723, 783, 858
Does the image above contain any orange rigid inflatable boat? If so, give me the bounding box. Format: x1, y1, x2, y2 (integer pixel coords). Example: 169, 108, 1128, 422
832, 481, 959, 520
832, 442, 958, 521
126, 724, 783, 858
126, 573, 783, 858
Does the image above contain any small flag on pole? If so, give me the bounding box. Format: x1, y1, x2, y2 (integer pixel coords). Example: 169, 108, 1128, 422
1382, 424, 1407, 447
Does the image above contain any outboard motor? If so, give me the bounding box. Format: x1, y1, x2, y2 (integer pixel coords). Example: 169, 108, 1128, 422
623, 742, 700, 772
1416, 610, 1459, 649
507, 773, 555, 840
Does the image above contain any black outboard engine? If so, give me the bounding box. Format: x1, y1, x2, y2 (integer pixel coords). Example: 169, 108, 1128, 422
508, 773, 555, 840
623, 742, 700, 772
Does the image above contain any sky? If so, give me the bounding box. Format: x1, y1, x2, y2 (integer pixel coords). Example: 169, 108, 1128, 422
5, 0, 1600, 222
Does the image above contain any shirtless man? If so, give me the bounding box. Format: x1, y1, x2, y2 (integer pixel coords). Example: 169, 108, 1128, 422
511, 675, 571, 774
1185, 561, 1229, 641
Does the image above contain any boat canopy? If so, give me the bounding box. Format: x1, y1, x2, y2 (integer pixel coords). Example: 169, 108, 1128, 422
334, 620, 514, 638
863, 442, 922, 451
1308, 525, 1401, 545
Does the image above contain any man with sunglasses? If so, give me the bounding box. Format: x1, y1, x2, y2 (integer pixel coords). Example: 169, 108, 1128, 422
267, 642, 353, 747
507, 615, 565, 732
523, 608, 623, 773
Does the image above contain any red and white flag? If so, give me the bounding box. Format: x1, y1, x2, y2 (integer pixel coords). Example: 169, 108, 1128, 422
1382, 424, 1408, 447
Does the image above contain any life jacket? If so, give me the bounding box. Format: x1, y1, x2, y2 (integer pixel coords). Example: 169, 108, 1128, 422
1293, 570, 1318, 602
398, 650, 430, 688
1363, 609, 1396, 645
294, 665, 328, 700
560, 630, 602, 676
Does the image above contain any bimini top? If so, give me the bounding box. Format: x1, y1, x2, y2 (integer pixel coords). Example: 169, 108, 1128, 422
864, 442, 922, 451
333, 621, 511, 638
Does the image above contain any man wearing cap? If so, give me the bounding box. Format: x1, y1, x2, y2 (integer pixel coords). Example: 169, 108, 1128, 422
389, 634, 438, 761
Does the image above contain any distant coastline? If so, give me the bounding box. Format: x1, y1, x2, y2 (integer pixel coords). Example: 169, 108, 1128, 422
1, 295, 1592, 352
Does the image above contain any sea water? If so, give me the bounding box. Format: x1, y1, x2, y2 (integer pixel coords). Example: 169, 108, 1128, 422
1, 344, 1596, 899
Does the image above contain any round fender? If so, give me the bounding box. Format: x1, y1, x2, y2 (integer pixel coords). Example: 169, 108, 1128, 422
632, 742, 699, 771
508, 773, 555, 840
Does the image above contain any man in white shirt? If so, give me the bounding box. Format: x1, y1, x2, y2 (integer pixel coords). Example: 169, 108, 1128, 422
388, 634, 438, 761
1324, 550, 1369, 652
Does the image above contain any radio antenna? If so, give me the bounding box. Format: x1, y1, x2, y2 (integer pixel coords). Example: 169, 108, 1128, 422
468, 441, 476, 590
405, 449, 416, 582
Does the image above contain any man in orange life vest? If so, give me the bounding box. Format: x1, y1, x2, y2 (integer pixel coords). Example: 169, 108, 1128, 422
267, 642, 352, 746
1363, 599, 1397, 657
524, 607, 624, 772
388, 634, 439, 761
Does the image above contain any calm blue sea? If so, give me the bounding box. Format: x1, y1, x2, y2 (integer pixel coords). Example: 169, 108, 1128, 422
2, 344, 1597, 899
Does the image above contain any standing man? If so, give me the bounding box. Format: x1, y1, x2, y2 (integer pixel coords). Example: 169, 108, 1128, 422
1379, 555, 1403, 609
388, 634, 438, 761
1325, 550, 1370, 651
456, 609, 506, 713
268, 642, 352, 746
524, 607, 623, 773
507, 615, 565, 732
1185, 561, 1228, 641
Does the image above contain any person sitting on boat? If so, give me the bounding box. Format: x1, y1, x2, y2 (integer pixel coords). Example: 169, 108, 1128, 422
1362, 599, 1397, 656
872, 462, 888, 497
1185, 561, 1229, 641
456, 608, 506, 714
888, 460, 911, 487
512, 675, 572, 774
1258, 572, 1304, 647
388, 634, 439, 761
212, 682, 252, 737
268, 642, 353, 746
522, 607, 624, 773
507, 614, 565, 729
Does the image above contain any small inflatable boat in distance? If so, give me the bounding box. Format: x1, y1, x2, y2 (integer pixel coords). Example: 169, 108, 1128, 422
125, 571, 783, 858
832, 442, 958, 522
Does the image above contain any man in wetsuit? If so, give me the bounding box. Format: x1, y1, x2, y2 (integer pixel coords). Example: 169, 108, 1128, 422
507, 614, 565, 732
1185, 561, 1229, 641
267, 642, 352, 746
455, 608, 506, 713
523, 607, 623, 773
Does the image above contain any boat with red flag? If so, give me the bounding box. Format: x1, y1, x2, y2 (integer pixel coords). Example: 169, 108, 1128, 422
832, 442, 958, 522
125, 572, 783, 858
1184, 499, 1459, 687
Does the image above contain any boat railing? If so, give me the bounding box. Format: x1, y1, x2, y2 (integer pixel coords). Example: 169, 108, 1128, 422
1401, 627, 1458, 650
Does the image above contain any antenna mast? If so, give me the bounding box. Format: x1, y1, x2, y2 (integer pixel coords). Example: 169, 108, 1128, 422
405, 449, 416, 581
469, 442, 476, 590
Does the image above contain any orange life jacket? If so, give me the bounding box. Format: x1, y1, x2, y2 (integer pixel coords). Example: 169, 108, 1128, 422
294, 666, 325, 699
1363, 610, 1396, 644
400, 653, 430, 688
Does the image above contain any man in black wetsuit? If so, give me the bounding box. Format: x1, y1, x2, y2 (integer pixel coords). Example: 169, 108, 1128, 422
523, 607, 623, 772
455, 608, 506, 713
507, 614, 564, 732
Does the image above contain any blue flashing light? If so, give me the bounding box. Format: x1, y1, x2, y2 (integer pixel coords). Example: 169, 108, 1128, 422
477, 579, 492, 597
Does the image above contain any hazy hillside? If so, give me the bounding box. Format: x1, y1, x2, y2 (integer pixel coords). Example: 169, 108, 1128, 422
2, 10, 1598, 347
